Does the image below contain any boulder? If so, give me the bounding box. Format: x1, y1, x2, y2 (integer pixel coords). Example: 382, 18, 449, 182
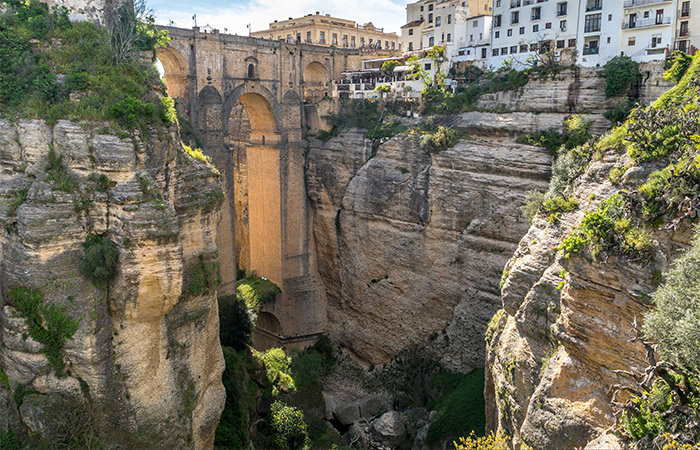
334, 403, 361, 426
342, 422, 369, 448
371, 411, 406, 447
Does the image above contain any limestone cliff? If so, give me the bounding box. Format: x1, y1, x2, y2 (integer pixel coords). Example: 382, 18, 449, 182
305, 118, 554, 371
485, 64, 695, 449
0, 119, 225, 448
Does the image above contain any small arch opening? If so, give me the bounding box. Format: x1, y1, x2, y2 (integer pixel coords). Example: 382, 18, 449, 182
247, 63, 255, 79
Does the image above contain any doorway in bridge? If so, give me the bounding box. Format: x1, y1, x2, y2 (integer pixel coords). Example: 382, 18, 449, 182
226, 92, 283, 291
156, 47, 190, 120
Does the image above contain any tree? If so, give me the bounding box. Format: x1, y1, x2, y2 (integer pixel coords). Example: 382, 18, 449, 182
602, 55, 639, 98
107, 0, 170, 64
643, 226, 700, 374
664, 51, 692, 83
381, 59, 400, 74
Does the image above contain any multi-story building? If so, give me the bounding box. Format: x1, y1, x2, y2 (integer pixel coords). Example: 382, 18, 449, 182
489, 0, 581, 69
401, 0, 494, 52
619, 0, 675, 63
251, 12, 401, 50
674, 0, 700, 54
578, 0, 623, 66
452, 14, 493, 67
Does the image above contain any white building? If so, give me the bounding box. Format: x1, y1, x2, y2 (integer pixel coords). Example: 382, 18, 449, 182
673, 0, 700, 54
577, 0, 623, 67
452, 14, 493, 67
489, 0, 580, 69
618, 0, 675, 63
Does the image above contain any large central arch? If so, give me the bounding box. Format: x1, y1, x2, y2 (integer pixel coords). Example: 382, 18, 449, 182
156, 47, 190, 118
224, 87, 283, 289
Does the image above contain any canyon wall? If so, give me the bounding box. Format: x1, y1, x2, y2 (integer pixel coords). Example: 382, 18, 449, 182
0, 119, 225, 448
305, 120, 555, 371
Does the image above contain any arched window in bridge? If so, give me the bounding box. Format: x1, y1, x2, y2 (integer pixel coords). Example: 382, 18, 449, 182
247, 63, 255, 79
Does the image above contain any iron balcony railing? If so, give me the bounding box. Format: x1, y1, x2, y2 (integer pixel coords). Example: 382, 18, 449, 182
623, 0, 672, 8
622, 16, 671, 29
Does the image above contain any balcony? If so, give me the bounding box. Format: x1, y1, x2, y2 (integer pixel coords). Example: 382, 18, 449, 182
623, 0, 672, 8
681, 7, 691, 17
622, 16, 671, 29
586, 3, 602, 11
678, 28, 690, 37
557, 8, 568, 16
583, 47, 599, 55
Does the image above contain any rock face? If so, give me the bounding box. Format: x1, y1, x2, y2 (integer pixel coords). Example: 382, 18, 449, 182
0, 119, 225, 448
477, 63, 673, 114
485, 148, 691, 449
306, 115, 554, 371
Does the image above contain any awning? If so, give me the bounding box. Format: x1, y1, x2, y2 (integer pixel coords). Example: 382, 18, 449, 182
393, 65, 408, 72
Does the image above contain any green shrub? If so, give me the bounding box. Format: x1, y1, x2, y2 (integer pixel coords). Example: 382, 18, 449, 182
540, 195, 578, 223
254, 348, 295, 396
643, 227, 700, 373
89, 173, 111, 193
9, 286, 80, 376
0, 429, 21, 450
80, 233, 119, 287
664, 51, 693, 83
559, 193, 653, 261
426, 369, 486, 445
604, 100, 636, 125
515, 129, 563, 153
563, 114, 592, 150
420, 125, 462, 152
109, 95, 158, 128
45, 147, 79, 193
215, 347, 256, 450
160, 96, 177, 124
270, 400, 310, 450
236, 276, 281, 319
602, 55, 640, 98
186, 257, 221, 296
521, 190, 545, 222
218, 294, 253, 350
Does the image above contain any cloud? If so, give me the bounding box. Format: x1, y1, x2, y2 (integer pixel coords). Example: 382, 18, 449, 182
152, 0, 410, 36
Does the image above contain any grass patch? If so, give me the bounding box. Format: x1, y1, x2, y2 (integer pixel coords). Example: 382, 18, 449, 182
236, 275, 281, 319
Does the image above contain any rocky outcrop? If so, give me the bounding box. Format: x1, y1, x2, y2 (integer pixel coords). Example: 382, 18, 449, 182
485, 141, 691, 449
0, 119, 225, 448
477, 63, 673, 114
306, 113, 554, 371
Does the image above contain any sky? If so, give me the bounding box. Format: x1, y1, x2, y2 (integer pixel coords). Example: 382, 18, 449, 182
149, 0, 412, 36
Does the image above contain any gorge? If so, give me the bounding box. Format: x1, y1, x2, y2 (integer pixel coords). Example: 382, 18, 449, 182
1, 0, 699, 449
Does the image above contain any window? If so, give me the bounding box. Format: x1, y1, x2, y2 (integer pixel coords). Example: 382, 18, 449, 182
501, 47, 508, 54
495, 31, 500, 38
608, 14, 612, 21
429, 36, 434, 46
470, 34, 473, 41
425, 63, 432, 70
360, 37, 364, 47
628, 37, 636, 46
494, 15, 502, 27
680, 21, 689, 36
436, 16, 441, 26
607, 36, 611, 43
510, 45, 517, 53
682, 1, 690, 17
429, 4, 433, 11
651, 35, 662, 47
584, 13, 601, 32
420, 5, 424, 11
560, 20, 566, 31
557, 2, 567, 16
507, 29, 513, 36
511, 11, 519, 24
545, 22, 551, 29
655, 9, 664, 25
496, 0, 501, 6
441, 33, 444, 41
473, 20, 478, 27
287, 34, 291, 43
532, 7, 541, 20
343, 35, 348, 46
448, 15, 452, 24
530, 43, 537, 51
247, 64, 254, 78
332, 33, 337, 45
429, 13, 433, 23
409, 42, 413, 50
492, 49, 498, 56
568, 38, 576, 47
557, 40, 565, 49
643, 11, 649, 18
351, 36, 356, 47
519, 26, 525, 34
409, 28, 413, 35
520, 44, 528, 52
482, 48, 487, 58
533, 24, 539, 32
306, 31, 311, 43
628, 13, 637, 28
320, 31, 325, 43
447, 33, 451, 42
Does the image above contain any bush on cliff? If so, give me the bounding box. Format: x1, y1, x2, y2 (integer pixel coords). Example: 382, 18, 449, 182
80, 233, 119, 287
0, 0, 171, 129
602, 55, 639, 98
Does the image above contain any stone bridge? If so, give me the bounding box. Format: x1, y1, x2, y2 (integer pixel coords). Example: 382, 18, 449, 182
156, 25, 392, 348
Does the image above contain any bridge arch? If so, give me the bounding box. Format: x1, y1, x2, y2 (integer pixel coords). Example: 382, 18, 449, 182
223, 83, 280, 145
303, 61, 329, 84
156, 47, 190, 116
